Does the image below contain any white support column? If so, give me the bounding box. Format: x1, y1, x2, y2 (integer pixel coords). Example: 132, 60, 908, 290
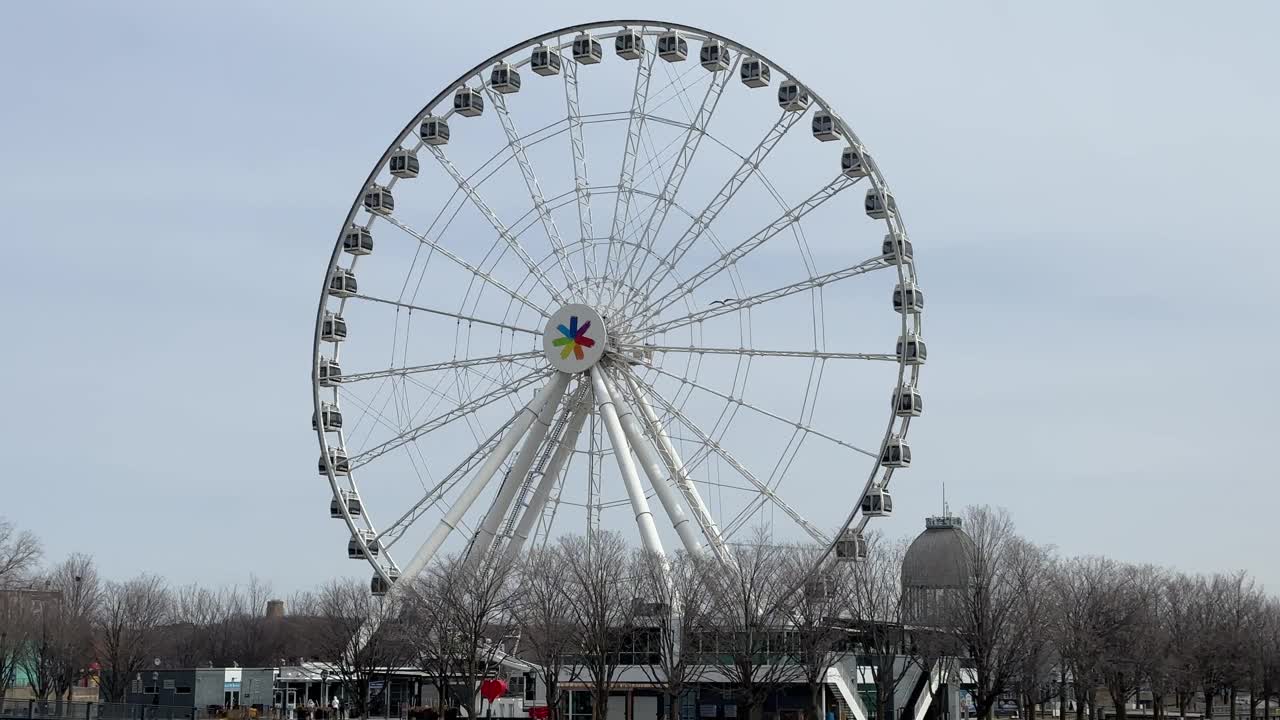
590, 367, 665, 557
622, 371, 730, 563
398, 373, 570, 583
502, 402, 590, 563
598, 369, 703, 557
468, 372, 572, 566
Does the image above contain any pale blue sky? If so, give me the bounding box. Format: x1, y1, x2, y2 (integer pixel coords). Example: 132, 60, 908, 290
3, 1, 1277, 591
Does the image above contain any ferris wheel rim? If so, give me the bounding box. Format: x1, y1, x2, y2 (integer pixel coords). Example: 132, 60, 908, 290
312, 19, 923, 588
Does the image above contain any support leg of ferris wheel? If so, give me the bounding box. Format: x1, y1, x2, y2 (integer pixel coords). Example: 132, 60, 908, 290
598, 366, 704, 558
501, 400, 590, 565
398, 371, 571, 583
589, 366, 665, 557
620, 369, 731, 565
466, 371, 572, 568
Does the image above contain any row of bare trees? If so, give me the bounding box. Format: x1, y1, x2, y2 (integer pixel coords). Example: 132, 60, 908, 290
5, 510, 1280, 720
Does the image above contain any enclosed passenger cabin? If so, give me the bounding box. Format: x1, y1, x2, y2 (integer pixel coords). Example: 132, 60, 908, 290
865, 188, 897, 220
313, 401, 343, 432
893, 282, 925, 314
419, 116, 450, 146
896, 334, 927, 366
329, 490, 362, 518
861, 487, 893, 516
363, 184, 394, 215
836, 529, 868, 562
490, 63, 521, 94
841, 146, 869, 178
812, 111, 840, 141
321, 312, 347, 343
699, 40, 730, 71
882, 233, 914, 263
615, 29, 644, 60
881, 436, 911, 468
657, 32, 688, 62
740, 58, 770, 87
389, 149, 419, 179
370, 571, 399, 596
777, 81, 810, 112
318, 357, 342, 386
348, 531, 379, 559
531, 45, 562, 76
343, 226, 373, 256
573, 33, 603, 64
892, 384, 923, 418
319, 447, 350, 476
453, 87, 484, 117
328, 267, 357, 298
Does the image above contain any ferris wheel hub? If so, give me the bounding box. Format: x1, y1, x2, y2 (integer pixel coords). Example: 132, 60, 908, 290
542, 303, 608, 373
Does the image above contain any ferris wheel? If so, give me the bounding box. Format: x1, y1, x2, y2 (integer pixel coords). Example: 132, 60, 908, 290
312, 21, 924, 595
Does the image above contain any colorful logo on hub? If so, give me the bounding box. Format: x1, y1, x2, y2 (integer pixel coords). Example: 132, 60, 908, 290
552, 316, 596, 361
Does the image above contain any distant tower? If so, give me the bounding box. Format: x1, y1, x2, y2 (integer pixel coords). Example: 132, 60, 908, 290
901, 514, 973, 626
265, 599, 286, 620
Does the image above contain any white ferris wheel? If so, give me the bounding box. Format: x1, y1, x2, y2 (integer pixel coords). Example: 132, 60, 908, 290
312, 21, 925, 595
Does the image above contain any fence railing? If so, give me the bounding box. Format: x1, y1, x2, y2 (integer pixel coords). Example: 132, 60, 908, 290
0, 701, 196, 720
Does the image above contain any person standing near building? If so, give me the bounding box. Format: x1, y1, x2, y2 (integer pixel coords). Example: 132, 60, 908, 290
330, 694, 341, 720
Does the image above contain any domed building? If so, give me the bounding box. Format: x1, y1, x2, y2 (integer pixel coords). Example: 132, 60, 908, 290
901, 514, 974, 626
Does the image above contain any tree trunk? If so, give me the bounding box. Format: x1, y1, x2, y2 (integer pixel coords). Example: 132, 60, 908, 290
808, 682, 824, 720
1229, 689, 1237, 720
1203, 689, 1213, 720
1059, 666, 1068, 720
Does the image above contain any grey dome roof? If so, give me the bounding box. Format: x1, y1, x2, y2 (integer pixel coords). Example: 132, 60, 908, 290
901, 516, 974, 589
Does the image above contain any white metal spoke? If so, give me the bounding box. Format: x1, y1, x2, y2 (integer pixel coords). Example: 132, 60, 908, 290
485, 87, 581, 293
424, 144, 567, 306
343, 350, 541, 384
381, 214, 550, 318
348, 367, 549, 470
632, 255, 890, 338
398, 372, 570, 582
562, 54, 596, 284
350, 293, 542, 337
603, 49, 657, 294
589, 366, 665, 557
616, 345, 895, 362
628, 174, 859, 325
623, 367, 830, 546
615, 57, 735, 302
467, 371, 571, 565
642, 362, 878, 459
632, 109, 807, 300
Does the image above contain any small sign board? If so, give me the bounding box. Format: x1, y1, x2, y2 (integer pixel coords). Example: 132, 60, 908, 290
163, 680, 175, 690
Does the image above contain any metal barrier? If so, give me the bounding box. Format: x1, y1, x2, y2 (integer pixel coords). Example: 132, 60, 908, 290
0, 701, 196, 720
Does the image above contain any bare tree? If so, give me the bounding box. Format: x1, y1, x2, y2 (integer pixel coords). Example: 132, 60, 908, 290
1006, 543, 1057, 720
95, 575, 171, 702
629, 549, 712, 720
18, 554, 100, 712
939, 506, 1048, 720
404, 554, 517, 718
513, 546, 580, 720
0, 518, 42, 700
702, 529, 802, 720
1162, 573, 1203, 718
311, 579, 414, 719
780, 546, 853, 720
559, 532, 632, 720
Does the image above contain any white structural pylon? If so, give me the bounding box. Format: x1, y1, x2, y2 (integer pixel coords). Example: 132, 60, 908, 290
467, 371, 572, 566
399, 372, 571, 583
598, 368, 704, 557
589, 366, 665, 557
621, 369, 731, 564
501, 398, 590, 564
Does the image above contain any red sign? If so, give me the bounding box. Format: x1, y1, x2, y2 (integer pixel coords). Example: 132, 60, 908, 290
528, 708, 550, 720
480, 678, 508, 703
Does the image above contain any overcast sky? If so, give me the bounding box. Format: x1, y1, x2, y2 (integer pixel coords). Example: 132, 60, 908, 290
4, 1, 1277, 594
